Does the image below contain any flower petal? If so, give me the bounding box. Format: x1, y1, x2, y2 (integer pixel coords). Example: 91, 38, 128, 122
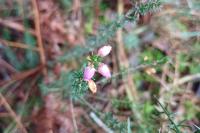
97, 45, 112, 57
83, 66, 96, 81
88, 80, 97, 93
98, 63, 111, 78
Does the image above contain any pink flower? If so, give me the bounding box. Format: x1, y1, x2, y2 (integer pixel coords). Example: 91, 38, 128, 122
97, 45, 112, 57
98, 63, 111, 78
83, 66, 96, 81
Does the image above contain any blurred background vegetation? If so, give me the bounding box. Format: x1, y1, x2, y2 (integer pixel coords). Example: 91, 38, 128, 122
0, 0, 199, 132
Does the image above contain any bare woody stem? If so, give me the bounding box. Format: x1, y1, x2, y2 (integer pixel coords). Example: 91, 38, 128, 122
31, 0, 47, 75
0, 94, 28, 133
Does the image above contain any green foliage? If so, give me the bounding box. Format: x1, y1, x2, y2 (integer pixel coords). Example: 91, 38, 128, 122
23, 31, 39, 69
99, 1, 109, 11
184, 101, 199, 120
140, 48, 165, 64
126, 0, 161, 21
0, 1, 20, 18
58, 20, 123, 62
89, 55, 103, 68
71, 70, 89, 97
40, 70, 89, 98
123, 32, 140, 50
1, 25, 39, 70
3, 47, 21, 70
173, 20, 187, 32
2, 28, 21, 70
143, 102, 155, 118
39, 72, 73, 96
140, 48, 168, 74
189, 63, 200, 74
82, 0, 95, 34
85, 20, 94, 34
103, 112, 128, 133
177, 51, 200, 74
112, 97, 132, 110
58, 0, 72, 10
58, 0, 162, 62
177, 53, 189, 73
138, 0, 162, 15
135, 101, 158, 132
155, 97, 181, 133
134, 71, 157, 83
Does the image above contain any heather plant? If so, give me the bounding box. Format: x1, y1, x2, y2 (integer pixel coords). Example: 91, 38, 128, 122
41, 0, 163, 96
1, 0, 199, 132
39, 0, 167, 132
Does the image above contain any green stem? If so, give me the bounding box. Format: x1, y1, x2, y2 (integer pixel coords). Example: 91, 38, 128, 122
154, 96, 181, 133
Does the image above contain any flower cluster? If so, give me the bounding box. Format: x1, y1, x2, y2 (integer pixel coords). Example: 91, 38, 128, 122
83, 45, 112, 93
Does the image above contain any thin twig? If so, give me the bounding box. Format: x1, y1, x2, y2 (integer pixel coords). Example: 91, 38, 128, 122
0, 93, 27, 133
159, 73, 200, 89
193, 124, 200, 131
0, 58, 17, 73
31, 0, 47, 75
89, 112, 114, 133
173, 55, 179, 86
78, 97, 99, 114
151, 74, 170, 91
97, 57, 168, 85
173, 73, 200, 86
0, 65, 42, 87
70, 97, 79, 133
0, 18, 36, 35
116, 0, 138, 100
154, 96, 181, 133
0, 39, 39, 52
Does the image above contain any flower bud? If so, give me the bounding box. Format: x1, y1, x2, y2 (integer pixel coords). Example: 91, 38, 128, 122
97, 45, 112, 57
98, 63, 111, 78
88, 80, 97, 93
83, 66, 96, 81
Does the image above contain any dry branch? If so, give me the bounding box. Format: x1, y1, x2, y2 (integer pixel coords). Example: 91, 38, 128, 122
31, 0, 47, 75
0, 93, 27, 133
0, 39, 39, 52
